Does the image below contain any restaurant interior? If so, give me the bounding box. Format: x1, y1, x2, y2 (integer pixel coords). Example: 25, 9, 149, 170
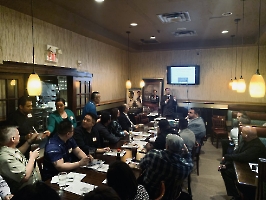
0, 0, 266, 199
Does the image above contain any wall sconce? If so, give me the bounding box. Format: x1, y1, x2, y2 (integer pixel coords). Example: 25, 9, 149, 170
140, 80, 145, 88
10, 79, 16, 86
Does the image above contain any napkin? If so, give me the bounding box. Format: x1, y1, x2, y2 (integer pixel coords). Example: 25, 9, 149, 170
64, 181, 96, 196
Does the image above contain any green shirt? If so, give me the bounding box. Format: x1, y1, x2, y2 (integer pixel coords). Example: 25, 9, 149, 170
0, 146, 41, 193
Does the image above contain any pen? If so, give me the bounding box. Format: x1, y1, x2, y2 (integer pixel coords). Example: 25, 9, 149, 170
32, 126, 37, 133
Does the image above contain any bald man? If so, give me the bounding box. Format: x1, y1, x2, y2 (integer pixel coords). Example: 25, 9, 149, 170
219, 126, 266, 200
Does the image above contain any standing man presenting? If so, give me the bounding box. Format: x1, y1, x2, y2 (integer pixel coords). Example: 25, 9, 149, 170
82, 91, 100, 119
160, 88, 177, 119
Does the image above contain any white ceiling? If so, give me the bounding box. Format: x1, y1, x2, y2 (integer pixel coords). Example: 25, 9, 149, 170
1, 0, 266, 51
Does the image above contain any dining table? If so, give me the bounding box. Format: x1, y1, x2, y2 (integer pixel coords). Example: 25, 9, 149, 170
45, 133, 149, 200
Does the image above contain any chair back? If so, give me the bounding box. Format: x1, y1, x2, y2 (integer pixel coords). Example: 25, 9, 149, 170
212, 117, 226, 129
154, 181, 165, 200
256, 158, 266, 200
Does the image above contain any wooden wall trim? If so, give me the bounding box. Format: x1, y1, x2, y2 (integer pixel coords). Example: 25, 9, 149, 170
96, 98, 125, 112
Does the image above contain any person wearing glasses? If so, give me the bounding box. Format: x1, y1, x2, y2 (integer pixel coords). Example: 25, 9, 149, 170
43, 120, 93, 180
0, 126, 41, 194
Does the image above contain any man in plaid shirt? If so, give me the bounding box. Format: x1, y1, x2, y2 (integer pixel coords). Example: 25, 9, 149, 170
139, 134, 193, 199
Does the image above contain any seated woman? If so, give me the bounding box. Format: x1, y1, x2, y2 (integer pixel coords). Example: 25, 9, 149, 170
107, 161, 149, 200
109, 108, 128, 137
45, 98, 77, 137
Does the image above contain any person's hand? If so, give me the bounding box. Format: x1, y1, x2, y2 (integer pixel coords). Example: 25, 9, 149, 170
124, 130, 129, 135
104, 147, 110, 152
28, 132, 39, 144
29, 147, 40, 160
43, 130, 51, 138
173, 96, 176, 101
79, 157, 91, 167
4, 194, 13, 200
88, 154, 94, 162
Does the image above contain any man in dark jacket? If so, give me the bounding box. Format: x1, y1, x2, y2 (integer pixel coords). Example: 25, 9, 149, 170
219, 126, 266, 200
160, 88, 177, 119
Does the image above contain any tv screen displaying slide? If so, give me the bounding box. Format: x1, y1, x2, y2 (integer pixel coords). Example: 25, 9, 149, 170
167, 65, 200, 85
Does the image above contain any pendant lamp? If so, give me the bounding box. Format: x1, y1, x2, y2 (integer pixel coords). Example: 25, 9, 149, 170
27, 0, 42, 96
125, 31, 131, 89
249, 0, 265, 98
237, 0, 246, 93
232, 19, 240, 91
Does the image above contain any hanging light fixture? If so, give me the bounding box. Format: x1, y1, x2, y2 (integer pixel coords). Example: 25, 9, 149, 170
249, 0, 265, 98
27, 0, 42, 96
232, 19, 240, 91
125, 31, 131, 89
140, 80, 145, 88
228, 35, 235, 90
237, 0, 246, 93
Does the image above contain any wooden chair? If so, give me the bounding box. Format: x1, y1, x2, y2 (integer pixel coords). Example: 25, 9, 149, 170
154, 181, 165, 200
211, 116, 228, 148
256, 158, 266, 200
191, 140, 202, 176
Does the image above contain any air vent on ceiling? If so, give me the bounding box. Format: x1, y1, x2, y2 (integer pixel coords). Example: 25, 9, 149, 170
140, 39, 160, 44
172, 30, 197, 37
157, 12, 191, 23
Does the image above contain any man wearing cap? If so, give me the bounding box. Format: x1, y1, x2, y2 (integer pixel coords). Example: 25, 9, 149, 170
139, 134, 193, 199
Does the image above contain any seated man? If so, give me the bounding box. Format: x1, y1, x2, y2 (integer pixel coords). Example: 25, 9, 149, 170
219, 126, 266, 200
94, 112, 120, 147
43, 120, 93, 180
187, 108, 206, 143
118, 104, 136, 132
221, 114, 250, 156
139, 134, 193, 199
74, 113, 110, 155
145, 119, 176, 151
178, 118, 196, 152
0, 126, 41, 194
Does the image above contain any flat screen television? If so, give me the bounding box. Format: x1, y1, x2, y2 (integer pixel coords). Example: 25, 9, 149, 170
167, 65, 200, 85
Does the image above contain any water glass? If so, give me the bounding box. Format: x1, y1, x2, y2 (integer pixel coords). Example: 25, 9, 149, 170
58, 172, 67, 190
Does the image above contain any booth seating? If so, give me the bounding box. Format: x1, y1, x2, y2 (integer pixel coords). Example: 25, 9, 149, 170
227, 104, 266, 129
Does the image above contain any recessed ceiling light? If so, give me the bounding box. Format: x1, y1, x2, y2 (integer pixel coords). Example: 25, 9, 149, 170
130, 23, 138, 26
150, 36, 156, 39
222, 30, 229, 34
95, 0, 104, 2
222, 12, 232, 17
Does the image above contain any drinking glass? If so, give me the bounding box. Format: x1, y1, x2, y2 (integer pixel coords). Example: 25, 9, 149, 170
58, 172, 67, 193
30, 144, 39, 151
131, 146, 137, 160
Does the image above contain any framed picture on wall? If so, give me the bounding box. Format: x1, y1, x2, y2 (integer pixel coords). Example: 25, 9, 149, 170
142, 78, 164, 112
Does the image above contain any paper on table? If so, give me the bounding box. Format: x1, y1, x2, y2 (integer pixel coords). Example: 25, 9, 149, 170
64, 181, 96, 196
248, 163, 258, 173
51, 172, 86, 184
103, 149, 126, 157
96, 164, 109, 173
149, 137, 157, 142
121, 142, 139, 148
148, 130, 157, 134
83, 159, 105, 170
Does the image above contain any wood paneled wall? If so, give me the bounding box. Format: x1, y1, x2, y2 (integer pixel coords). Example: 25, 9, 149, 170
130, 47, 266, 103
0, 5, 127, 102
1, 5, 265, 104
